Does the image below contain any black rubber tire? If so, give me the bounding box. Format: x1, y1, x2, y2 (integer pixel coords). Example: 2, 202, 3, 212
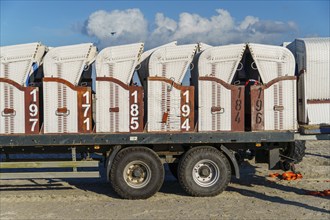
284, 140, 306, 164
292, 140, 306, 164
178, 146, 231, 197
280, 161, 292, 171
110, 147, 164, 199
168, 163, 178, 179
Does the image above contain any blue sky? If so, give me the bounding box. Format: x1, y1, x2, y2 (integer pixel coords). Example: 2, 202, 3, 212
1, 0, 329, 48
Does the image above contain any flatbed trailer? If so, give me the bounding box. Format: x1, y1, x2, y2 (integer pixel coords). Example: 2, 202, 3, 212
0, 131, 329, 199
1, 38, 329, 199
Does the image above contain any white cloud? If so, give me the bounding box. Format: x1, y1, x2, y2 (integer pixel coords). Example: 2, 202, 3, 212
81, 8, 299, 48
249, 20, 297, 34
154, 13, 177, 33
84, 9, 148, 48
239, 16, 259, 31
148, 13, 177, 47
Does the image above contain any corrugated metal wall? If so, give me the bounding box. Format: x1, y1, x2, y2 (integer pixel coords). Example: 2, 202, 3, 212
287, 38, 330, 125
307, 103, 330, 124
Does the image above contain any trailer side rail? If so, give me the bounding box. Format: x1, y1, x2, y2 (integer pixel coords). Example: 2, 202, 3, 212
0, 131, 298, 147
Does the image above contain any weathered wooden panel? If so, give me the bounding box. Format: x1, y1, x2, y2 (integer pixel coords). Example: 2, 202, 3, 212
251, 86, 265, 131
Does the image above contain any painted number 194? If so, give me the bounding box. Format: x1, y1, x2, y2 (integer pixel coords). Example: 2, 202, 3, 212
181, 90, 191, 131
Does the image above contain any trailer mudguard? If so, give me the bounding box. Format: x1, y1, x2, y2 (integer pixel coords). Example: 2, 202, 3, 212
220, 145, 240, 179
106, 145, 122, 182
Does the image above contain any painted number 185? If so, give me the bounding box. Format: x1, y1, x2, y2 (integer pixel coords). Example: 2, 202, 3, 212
130, 90, 139, 130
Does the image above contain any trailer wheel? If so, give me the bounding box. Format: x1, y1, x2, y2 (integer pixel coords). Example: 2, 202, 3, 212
282, 140, 306, 164
110, 147, 164, 199
178, 146, 231, 197
291, 140, 306, 164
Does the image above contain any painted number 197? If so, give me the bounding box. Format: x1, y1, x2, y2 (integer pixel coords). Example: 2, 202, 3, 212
29, 89, 38, 132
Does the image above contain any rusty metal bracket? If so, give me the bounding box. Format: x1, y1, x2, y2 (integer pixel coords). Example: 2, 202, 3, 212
167, 77, 175, 91
2, 108, 16, 117
162, 112, 169, 123
55, 107, 70, 116
109, 107, 120, 112
273, 105, 284, 111
211, 106, 225, 114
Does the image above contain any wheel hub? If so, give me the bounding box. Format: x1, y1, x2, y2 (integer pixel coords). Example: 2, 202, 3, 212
123, 161, 151, 189
132, 167, 143, 178
192, 159, 220, 187
199, 166, 211, 177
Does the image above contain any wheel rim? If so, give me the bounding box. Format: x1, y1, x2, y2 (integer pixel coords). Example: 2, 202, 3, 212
192, 159, 220, 187
123, 160, 152, 189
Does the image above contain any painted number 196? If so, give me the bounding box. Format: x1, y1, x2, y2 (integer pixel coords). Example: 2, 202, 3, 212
255, 87, 263, 124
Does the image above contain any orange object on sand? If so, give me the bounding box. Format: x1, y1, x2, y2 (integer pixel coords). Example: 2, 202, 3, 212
269, 173, 280, 178
281, 171, 303, 180
307, 190, 330, 197
323, 190, 330, 196
268, 172, 303, 181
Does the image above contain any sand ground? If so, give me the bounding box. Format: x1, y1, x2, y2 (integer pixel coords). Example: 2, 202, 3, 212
0, 141, 329, 219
